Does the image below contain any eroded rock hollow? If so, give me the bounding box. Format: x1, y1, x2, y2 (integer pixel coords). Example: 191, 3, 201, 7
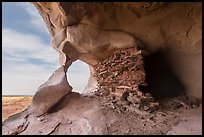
2, 2, 202, 135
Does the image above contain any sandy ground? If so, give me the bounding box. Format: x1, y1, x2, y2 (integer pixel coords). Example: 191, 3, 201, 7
2, 94, 202, 135
2, 96, 33, 122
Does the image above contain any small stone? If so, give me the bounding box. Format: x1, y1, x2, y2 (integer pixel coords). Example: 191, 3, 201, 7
37, 117, 45, 122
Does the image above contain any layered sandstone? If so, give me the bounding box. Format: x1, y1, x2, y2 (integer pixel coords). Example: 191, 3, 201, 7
2, 2, 202, 135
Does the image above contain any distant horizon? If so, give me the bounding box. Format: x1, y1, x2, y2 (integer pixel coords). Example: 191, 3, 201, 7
2, 95, 33, 97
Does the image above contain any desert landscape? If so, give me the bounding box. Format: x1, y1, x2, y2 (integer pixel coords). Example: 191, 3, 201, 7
2, 2, 202, 135
2, 96, 33, 122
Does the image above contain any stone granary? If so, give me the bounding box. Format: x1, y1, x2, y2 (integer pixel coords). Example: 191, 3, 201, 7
2, 2, 202, 135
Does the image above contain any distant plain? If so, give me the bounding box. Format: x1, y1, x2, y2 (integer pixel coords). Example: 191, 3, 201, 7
2, 96, 33, 121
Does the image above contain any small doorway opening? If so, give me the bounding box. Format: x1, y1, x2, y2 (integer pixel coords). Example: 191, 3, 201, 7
139, 52, 185, 99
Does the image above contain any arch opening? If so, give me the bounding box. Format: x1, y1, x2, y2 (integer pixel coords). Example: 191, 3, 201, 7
67, 60, 90, 94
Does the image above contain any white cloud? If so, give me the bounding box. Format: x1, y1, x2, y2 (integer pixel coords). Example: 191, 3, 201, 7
2, 61, 58, 95
16, 2, 49, 34
2, 28, 90, 95
2, 2, 90, 95
2, 28, 59, 95
2, 28, 58, 64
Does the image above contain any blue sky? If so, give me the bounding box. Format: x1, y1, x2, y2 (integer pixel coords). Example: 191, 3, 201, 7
2, 2, 90, 95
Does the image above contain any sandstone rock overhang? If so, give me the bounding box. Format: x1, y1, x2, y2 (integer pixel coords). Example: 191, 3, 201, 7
2, 2, 202, 135
31, 2, 201, 107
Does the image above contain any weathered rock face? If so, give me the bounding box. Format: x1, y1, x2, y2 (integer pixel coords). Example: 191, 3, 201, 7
32, 2, 202, 98
94, 48, 146, 95
93, 47, 159, 113
2, 2, 202, 135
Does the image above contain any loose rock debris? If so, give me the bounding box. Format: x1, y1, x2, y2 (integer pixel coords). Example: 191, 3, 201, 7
93, 48, 159, 114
